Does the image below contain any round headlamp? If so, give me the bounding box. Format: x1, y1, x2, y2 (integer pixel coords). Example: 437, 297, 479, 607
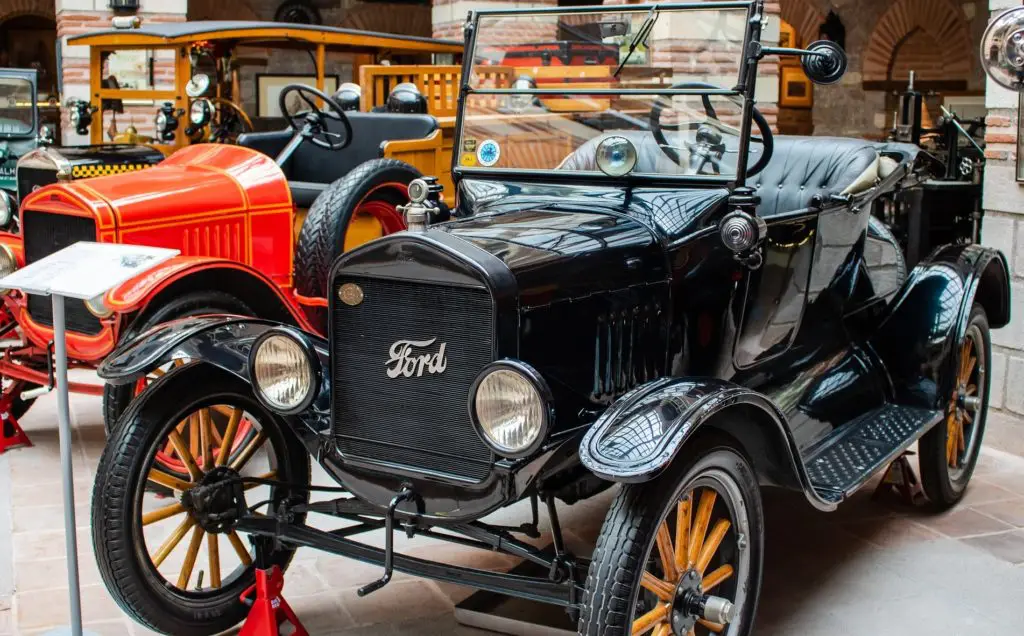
69, 108, 81, 127
470, 360, 552, 458
0, 243, 18, 285
190, 99, 212, 127
0, 191, 12, 228
0, 243, 18, 294
250, 330, 319, 414
595, 136, 638, 177
185, 73, 211, 98
155, 111, 169, 132
84, 292, 113, 318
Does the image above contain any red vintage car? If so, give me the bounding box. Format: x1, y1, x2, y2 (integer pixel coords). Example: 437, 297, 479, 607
0, 90, 446, 446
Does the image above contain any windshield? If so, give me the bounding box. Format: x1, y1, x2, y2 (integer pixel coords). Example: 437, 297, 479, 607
458, 3, 768, 179
0, 77, 35, 136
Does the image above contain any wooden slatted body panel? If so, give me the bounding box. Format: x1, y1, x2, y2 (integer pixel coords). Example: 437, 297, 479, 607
359, 64, 513, 116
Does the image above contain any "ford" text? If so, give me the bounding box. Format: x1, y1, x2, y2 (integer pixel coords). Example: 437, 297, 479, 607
385, 338, 448, 378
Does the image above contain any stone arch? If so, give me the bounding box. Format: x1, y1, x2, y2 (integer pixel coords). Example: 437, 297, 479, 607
863, 0, 972, 82
340, 3, 432, 38
188, 0, 259, 22
779, 0, 824, 48
0, 0, 53, 21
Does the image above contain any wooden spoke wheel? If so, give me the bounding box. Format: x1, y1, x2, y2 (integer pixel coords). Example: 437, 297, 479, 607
920, 303, 991, 508
92, 364, 309, 636
945, 322, 985, 476
133, 360, 257, 480
580, 446, 762, 636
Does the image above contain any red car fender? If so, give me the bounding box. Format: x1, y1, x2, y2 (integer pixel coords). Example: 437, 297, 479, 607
105, 256, 316, 332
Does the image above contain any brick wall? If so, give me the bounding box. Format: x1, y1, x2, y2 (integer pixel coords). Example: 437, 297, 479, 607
784, 0, 986, 139
56, 0, 187, 143
981, 0, 1024, 457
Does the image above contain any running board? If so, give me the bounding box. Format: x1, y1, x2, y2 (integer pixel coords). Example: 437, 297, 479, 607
802, 404, 942, 504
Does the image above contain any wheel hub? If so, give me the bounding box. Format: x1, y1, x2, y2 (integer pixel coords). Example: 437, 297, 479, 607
670, 567, 738, 634
670, 568, 703, 633
180, 466, 242, 533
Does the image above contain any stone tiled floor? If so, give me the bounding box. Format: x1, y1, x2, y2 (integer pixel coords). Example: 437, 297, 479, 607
1, 380, 1024, 635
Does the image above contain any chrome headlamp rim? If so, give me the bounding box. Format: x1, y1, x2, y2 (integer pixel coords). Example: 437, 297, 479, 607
185, 73, 211, 99
468, 359, 553, 459
189, 99, 212, 127
0, 191, 12, 227
84, 292, 113, 318
155, 110, 170, 133
595, 135, 638, 177
0, 243, 17, 294
248, 327, 321, 415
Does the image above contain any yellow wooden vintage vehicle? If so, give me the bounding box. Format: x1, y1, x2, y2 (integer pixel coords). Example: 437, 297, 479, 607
15, 20, 464, 201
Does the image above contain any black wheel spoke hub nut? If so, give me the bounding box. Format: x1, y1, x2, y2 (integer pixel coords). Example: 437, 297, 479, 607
180, 466, 242, 533
671, 568, 703, 633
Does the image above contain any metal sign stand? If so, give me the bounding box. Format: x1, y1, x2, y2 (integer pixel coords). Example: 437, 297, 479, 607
0, 242, 178, 636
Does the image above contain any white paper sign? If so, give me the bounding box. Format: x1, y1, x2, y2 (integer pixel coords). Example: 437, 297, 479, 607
0, 242, 179, 300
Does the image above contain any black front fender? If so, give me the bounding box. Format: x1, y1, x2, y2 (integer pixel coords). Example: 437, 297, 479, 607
98, 315, 329, 388
579, 377, 833, 510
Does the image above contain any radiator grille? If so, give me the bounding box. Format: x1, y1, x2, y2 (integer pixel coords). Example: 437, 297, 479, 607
332, 276, 494, 481
17, 167, 58, 203
22, 210, 101, 335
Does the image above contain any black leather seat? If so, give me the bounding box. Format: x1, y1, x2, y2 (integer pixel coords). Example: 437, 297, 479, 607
751, 136, 879, 217
561, 132, 879, 218
237, 112, 438, 207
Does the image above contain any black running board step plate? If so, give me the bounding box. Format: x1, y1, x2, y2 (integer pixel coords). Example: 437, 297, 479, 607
803, 404, 942, 504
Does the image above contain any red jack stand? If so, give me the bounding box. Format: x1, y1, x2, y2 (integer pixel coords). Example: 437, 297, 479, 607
873, 451, 926, 507
0, 395, 32, 455
238, 566, 308, 636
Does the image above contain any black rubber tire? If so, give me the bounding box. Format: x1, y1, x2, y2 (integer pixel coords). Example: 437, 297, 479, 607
919, 303, 991, 510
293, 158, 419, 324
92, 363, 310, 636
102, 290, 252, 436
578, 443, 764, 636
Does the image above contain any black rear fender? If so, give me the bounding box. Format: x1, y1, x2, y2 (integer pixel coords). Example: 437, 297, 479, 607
579, 377, 835, 511
870, 244, 1009, 409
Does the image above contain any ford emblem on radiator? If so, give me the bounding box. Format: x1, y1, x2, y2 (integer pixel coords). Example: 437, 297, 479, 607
385, 337, 448, 378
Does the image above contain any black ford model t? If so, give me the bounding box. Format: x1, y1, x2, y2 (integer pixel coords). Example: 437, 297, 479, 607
91, 2, 1011, 635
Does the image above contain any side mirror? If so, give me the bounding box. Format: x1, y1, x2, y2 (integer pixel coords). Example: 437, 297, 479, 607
981, 6, 1024, 92
801, 40, 847, 85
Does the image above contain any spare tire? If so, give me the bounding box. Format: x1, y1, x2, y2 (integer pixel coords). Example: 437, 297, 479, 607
294, 158, 419, 327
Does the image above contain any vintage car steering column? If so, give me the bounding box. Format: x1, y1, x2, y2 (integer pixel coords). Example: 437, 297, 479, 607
649, 82, 773, 176
274, 84, 353, 167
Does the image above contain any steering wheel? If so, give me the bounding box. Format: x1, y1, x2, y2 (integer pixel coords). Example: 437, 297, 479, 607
650, 82, 773, 177
278, 84, 352, 151
209, 98, 253, 143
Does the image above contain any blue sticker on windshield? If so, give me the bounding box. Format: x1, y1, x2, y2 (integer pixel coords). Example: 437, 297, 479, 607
477, 139, 500, 167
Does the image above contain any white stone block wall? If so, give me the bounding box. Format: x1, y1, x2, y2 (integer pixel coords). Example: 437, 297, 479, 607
983, 0, 1024, 456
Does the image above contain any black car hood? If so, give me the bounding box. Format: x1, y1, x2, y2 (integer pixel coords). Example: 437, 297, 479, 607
437, 179, 729, 307
439, 203, 665, 308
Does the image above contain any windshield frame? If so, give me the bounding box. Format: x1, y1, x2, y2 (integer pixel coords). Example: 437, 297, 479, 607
0, 70, 38, 139
452, 0, 763, 187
